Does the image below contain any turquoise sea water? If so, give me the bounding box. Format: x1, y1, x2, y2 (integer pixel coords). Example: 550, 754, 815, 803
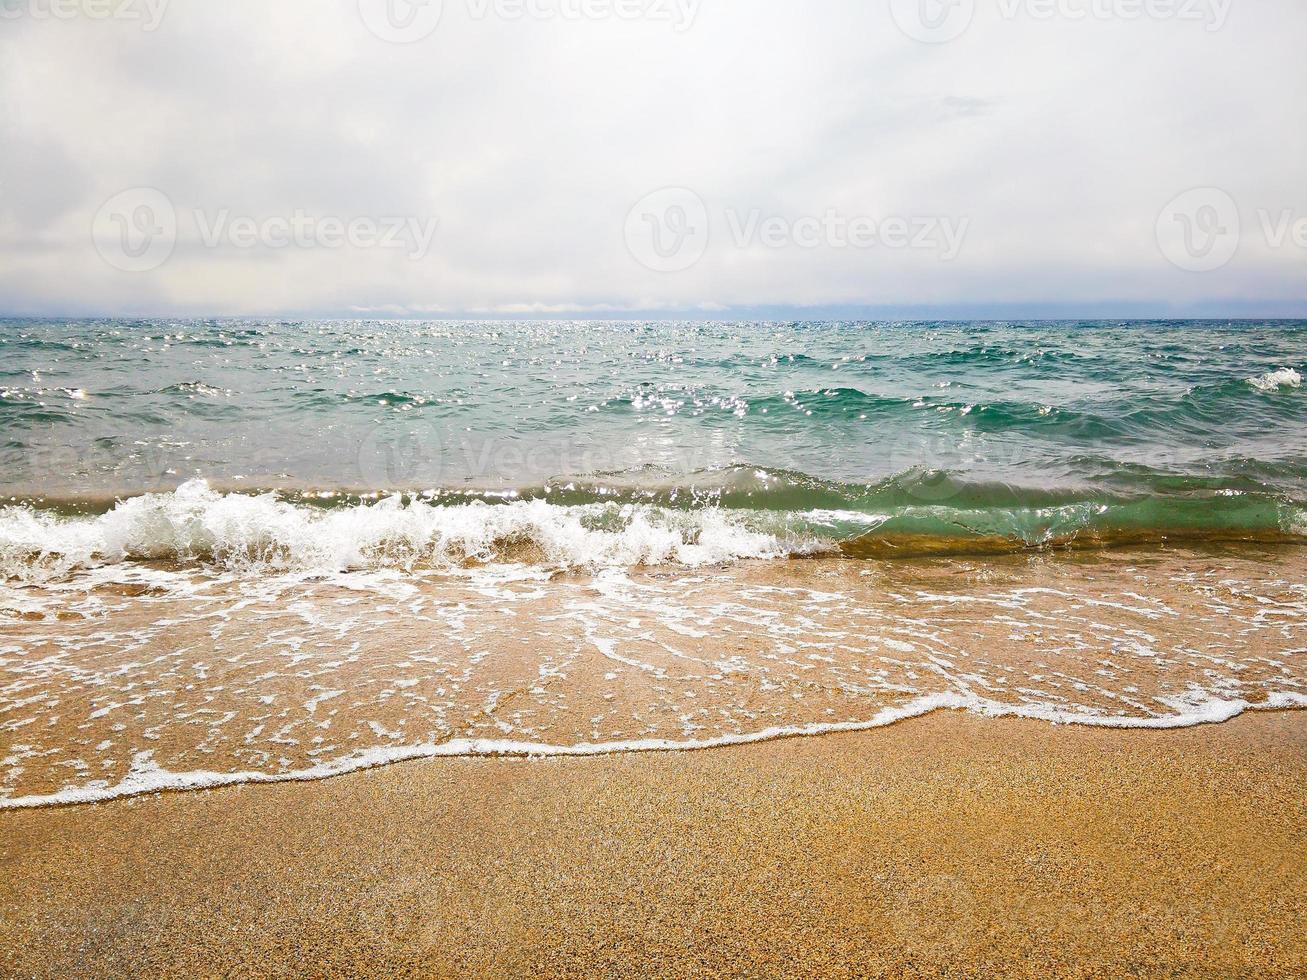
1, 319, 1305, 561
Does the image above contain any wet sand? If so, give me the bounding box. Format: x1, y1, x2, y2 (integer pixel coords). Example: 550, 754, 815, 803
7, 547, 1306, 808
2, 710, 1304, 978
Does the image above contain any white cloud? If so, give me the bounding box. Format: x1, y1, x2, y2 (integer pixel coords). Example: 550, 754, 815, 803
0, 0, 1303, 317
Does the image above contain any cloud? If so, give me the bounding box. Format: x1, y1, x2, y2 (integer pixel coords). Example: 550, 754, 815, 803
0, 0, 1303, 318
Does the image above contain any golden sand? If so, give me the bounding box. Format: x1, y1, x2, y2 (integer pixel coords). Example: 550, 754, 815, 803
2, 710, 1304, 978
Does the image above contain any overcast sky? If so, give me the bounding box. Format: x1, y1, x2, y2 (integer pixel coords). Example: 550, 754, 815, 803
0, 0, 1304, 319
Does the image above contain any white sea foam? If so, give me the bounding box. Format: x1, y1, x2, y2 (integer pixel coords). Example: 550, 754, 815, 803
3, 691, 1301, 810
4, 518, 1303, 811
1247, 367, 1302, 392
0, 480, 815, 580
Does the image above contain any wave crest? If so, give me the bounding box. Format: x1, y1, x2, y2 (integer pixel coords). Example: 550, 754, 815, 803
3, 473, 1304, 581
0, 480, 809, 580
1248, 367, 1302, 392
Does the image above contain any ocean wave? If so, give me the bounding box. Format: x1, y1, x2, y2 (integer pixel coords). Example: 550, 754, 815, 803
694, 379, 1306, 441
1248, 367, 1303, 392
3, 476, 1306, 579
0, 480, 817, 580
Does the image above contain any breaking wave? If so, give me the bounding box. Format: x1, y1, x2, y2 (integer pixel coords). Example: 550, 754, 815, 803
1248, 367, 1303, 392
2, 473, 1305, 580
0, 480, 818, 580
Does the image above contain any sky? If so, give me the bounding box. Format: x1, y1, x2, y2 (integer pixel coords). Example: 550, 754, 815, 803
0, 0, 1304, 319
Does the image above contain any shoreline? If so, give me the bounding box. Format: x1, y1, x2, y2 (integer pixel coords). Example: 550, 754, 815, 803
5, 546, 1305, 813
4, 699, 1305, 813
4, 710, 1304, 977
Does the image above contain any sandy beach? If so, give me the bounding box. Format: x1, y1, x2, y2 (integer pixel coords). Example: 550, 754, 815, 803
3, 709, 1303, 978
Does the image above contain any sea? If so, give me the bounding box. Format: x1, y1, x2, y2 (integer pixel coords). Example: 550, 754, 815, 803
2, 319, 1305, 807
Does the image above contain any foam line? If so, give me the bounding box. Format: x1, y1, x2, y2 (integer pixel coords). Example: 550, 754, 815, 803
5, 692, 1304, 811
